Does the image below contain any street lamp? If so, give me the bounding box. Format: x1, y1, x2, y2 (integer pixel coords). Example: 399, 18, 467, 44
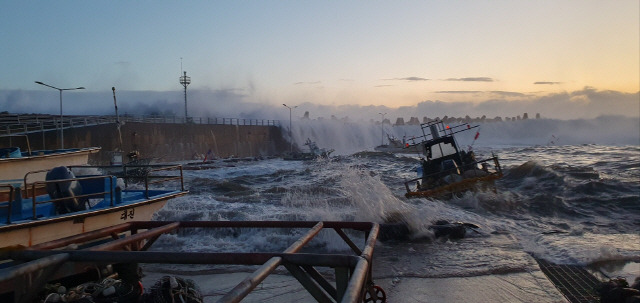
282, 104, 297, 153
179, 71, 191, 122
35, 81, 85, 149
378, 112, 387, 146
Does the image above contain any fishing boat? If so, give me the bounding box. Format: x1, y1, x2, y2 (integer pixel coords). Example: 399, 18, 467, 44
283, 138, 334, 160
0, 143, 101, 202
0, 164, 187, 248
404, 120, 503, 199
374, 134, 415, 153
0, 144, 101, 184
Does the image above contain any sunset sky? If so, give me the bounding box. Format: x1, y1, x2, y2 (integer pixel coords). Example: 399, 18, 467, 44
1, 1, 638, 119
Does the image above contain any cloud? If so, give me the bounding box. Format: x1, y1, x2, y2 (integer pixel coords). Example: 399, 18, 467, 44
534, 81, 563, 85
294, 81, 322, 85
2, 87, 638, 121
489, 91, 529, 97
385, 77, 429, 81
375, 85, 394, 88
435, 91, 482, 94
445, 77, 494, 82
435, 90, 529, 97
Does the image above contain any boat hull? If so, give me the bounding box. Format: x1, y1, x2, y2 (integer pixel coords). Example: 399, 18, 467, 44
0, 147, 101, 183
0, 194, 181, 248
405, 173, 502, 199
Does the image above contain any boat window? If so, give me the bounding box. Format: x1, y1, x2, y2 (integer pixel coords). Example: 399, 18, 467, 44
429, 142, 457, 159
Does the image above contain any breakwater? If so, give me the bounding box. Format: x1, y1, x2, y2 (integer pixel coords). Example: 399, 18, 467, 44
0, 118, 290, 164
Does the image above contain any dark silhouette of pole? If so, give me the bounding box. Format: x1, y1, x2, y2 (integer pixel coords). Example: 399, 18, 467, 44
283, 104, 297, 153
179, 71, 191, 122
35, 81, 85, 149
112, 87, 123, 151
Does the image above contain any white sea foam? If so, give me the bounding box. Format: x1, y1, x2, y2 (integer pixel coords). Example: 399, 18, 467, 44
285, 116, 640, 155
152, 132, 640, 274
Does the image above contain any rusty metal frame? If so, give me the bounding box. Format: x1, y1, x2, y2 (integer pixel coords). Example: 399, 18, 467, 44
1, 220, 381, 303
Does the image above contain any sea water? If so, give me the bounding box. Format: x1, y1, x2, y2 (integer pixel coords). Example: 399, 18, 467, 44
144, 116, 639, 300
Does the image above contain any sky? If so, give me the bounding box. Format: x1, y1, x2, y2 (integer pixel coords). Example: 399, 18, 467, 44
1, 1, 639, 120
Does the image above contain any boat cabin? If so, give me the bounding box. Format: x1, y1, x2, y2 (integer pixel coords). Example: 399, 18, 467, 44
421, 135, 479, 180
404, 120, 502, 198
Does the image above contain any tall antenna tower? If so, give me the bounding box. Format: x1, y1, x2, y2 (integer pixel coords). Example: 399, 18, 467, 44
179, 60, 191, 122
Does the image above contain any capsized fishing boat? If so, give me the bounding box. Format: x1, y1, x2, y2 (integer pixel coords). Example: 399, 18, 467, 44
283, 138, 334, 160
0, 164, 187, 248
404, 120, 502, 199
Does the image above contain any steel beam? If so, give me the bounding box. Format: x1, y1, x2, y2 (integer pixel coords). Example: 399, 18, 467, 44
218, 221, 323, 303
284, 262, 333, 303
1, 221, 381, 303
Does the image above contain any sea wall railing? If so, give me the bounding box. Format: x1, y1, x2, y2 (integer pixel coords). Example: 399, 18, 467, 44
0, 114, 281, 137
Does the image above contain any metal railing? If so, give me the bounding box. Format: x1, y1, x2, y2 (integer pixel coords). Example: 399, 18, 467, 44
0, 185, 15, 224
0, 114, 281, 138
0, 165, 186, 223
120, 115, 281, 126
30, 175, 116, 219
67, 164, 185, 191
1, 220, 383, 303
144, 165, 185, 198
0, 115, 113, 137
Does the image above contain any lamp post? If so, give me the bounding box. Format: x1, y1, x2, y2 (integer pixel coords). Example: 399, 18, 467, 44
35, 81, 85, 149
378, 112, 387, 146
179, 71, 191, 123
282, 104, 297, 153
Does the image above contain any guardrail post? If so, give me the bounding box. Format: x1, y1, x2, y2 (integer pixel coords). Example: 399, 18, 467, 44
41, 122, 45, 149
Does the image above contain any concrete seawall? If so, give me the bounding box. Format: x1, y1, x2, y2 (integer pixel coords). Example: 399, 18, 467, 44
2, 122, 290, 164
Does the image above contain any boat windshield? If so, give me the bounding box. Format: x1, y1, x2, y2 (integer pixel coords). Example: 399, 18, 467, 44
426, 141, 457, 159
